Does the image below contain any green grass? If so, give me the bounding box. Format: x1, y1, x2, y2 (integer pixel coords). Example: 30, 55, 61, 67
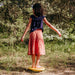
0, 40, 75, 71
44, 40, 75, 70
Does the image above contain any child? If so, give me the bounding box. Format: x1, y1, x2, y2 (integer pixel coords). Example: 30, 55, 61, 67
21, 3, 61, 68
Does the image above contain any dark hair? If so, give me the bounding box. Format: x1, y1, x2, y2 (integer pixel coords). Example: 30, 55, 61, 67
33, 3, 43, 17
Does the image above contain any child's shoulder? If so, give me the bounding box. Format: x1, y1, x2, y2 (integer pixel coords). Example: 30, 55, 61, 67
42, 15, 45, 19
30, 15, 34, 18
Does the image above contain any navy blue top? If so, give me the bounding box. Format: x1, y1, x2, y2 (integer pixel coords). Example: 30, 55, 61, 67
30, 15, 45, 33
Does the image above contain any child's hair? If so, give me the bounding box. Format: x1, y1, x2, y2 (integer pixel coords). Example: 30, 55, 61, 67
33, 3, 43, 17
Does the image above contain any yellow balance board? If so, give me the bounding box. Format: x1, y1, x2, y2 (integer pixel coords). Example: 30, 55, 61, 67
28, 67, 45, 72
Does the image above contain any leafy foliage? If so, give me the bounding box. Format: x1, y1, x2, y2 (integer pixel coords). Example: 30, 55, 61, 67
0, 0, 75, 46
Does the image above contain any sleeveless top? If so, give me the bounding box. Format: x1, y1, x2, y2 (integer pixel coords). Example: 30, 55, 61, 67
30, 15, 45, 33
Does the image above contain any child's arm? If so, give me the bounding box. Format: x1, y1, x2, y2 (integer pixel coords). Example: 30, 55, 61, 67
43, 17, 61, 37
21, 18, 32, 42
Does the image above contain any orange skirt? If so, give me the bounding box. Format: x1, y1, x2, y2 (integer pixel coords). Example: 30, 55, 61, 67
28, 29, 45, 56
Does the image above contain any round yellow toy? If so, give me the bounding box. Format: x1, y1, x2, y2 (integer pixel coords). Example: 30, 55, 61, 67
28, 67, 45, 72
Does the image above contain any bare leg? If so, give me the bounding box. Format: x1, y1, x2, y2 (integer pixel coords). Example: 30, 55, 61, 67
36, 55, 41, 68
32, 55, 35, 68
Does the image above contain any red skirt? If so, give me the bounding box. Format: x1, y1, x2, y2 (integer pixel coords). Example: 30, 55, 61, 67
28, 29, 45, 56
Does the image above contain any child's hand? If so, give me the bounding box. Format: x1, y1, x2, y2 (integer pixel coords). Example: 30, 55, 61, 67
21, 37, 24, 42
58, 33, 61, 37
21, 38, 23, 42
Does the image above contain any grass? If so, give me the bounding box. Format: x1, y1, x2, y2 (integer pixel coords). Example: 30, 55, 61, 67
0, 39, 75, 72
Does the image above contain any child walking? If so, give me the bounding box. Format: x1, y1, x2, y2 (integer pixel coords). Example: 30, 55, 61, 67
21, 3, 61, 68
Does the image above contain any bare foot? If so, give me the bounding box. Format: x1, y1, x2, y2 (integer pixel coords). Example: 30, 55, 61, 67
32, 64, 35, 68
36, 65, 42, 68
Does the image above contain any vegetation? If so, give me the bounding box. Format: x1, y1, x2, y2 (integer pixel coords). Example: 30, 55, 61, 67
0, 0, 75, 73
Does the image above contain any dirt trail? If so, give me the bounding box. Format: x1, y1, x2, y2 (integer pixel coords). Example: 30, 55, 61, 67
0, 68, 75, 75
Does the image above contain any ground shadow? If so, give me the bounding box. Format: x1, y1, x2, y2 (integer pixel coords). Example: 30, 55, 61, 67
0, 64, 40, 73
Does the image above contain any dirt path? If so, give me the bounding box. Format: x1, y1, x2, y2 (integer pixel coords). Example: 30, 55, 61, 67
0, 68, 75, 75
